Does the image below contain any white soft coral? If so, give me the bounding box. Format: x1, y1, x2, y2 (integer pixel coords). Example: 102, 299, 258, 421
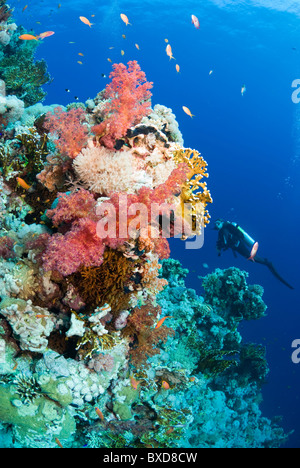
73, 140, 150, 194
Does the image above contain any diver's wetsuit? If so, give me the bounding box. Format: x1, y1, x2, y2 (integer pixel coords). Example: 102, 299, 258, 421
216, 221, 294, 290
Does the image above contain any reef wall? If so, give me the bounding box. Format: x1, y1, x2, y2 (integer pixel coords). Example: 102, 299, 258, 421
0, 3, 289, 448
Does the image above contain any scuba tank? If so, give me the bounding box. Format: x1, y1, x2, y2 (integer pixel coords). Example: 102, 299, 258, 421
232, 222, 256, 248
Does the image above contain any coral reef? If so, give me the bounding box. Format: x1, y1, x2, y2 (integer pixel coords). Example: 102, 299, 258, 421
0, 4, 289, 448
0, 24, 51, 107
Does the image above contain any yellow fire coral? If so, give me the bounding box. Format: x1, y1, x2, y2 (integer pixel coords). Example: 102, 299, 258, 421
173, 147, 213, 235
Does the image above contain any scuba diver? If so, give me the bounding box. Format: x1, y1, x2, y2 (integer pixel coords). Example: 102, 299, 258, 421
214, 219, 294, 290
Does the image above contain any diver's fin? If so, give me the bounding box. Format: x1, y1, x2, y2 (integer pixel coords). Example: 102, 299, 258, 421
263, 258, 294, 290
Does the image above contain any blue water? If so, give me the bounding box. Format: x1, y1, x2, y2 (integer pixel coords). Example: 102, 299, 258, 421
9, 0, 300, 447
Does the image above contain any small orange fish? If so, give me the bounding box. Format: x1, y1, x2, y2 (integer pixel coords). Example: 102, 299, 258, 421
161, 381, 170, 390
16, 177, 31, 190
176, 64, 180, 73
79, 16, 93, 27
55, 437, 63, 448
77, 61, 83, 65
121, 50, 125, 55
191, 14, 200, 29
36, 314, 48, 319
78, 52, 84, 56
155, 316, 172, 329
135, 43, 140, 50
122, 34, 126, 39
95, 407, 104, 421
22, 5, 28, 12
130, 375, 141, 390
182, 106, 195, 118
164, 38, 169, 43
190, 376, 196, 382
37, 31, 55, 39
120, 13, 131, 26
19, 34, 38, 41
248, 241, 259, 262
107, 58, 112, 62
166, 427, 174, 435
12, 362, 18, 371
166, 44, 175, 60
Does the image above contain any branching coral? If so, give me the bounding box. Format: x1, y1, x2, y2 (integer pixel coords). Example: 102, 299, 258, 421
92, 61, 153, 149
173, 147, 212, 234
44, 106, 89, 159
123, 303, 175, 368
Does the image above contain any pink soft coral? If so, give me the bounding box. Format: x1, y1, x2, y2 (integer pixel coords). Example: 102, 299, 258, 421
97, 164, 189, 259
42, 218, 106, 276
0, 236, 16, 259
92, 61, 153, 149
44, 107, 89, 159
46, 189, 97, 227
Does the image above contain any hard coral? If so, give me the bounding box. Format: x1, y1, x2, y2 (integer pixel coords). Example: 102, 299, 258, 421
0, 30, 51, 106
173, 147, 213, 234
202, 267, 267, 324
92, 61, 153, 149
